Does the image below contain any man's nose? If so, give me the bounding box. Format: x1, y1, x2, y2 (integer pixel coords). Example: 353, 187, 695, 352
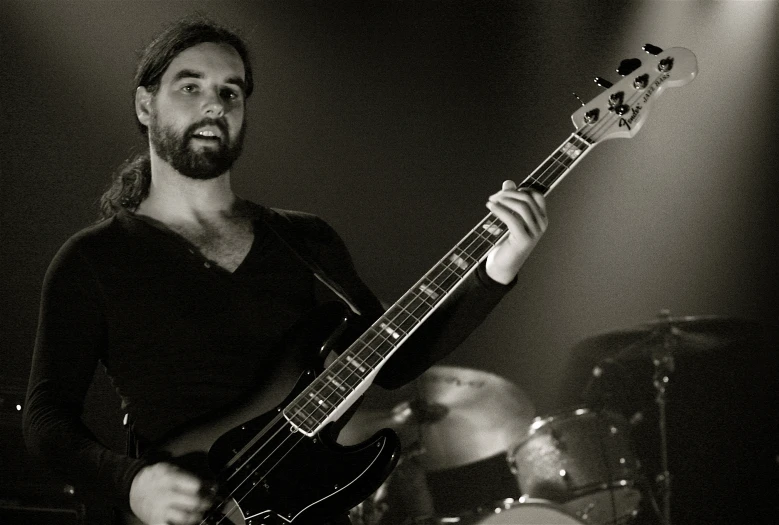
202, 90, 225, 118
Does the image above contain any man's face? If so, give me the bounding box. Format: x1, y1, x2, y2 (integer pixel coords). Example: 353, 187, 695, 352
145, 42, 247, 180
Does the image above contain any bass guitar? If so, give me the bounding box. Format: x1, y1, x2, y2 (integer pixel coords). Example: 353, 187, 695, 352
124, 44, 697, 525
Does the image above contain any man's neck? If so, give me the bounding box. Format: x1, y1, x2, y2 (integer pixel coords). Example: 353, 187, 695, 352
137, 151, 242, 225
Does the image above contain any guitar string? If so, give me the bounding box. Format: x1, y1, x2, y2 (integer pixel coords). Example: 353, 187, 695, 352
204, 78, 651, 523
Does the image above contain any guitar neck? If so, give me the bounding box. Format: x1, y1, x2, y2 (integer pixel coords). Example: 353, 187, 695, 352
284, 131, 596, 436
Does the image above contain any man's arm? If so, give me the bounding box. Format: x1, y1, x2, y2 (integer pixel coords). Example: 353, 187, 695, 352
23, 236, 147, 511
303, 182, 547, 389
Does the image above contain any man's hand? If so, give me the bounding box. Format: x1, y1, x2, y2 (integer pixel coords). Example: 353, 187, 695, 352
129, 463, 215, 525
484, 180, 548, 284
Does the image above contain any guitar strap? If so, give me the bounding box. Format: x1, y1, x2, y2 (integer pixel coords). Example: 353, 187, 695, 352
260, 207, 364, 317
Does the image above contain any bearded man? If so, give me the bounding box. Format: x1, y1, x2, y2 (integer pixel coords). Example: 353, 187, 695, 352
24, 16, 547, 525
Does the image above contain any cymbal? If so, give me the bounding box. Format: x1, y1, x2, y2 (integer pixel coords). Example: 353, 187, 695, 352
337, 365, 535, 471
577, 314, 764, 362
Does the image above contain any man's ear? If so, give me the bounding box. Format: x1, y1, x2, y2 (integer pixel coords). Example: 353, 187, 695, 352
135, 86, 153, 128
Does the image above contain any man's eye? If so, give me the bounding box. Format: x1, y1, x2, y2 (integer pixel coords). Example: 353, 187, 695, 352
221, 88, 239, 100
181, 84, 198, 93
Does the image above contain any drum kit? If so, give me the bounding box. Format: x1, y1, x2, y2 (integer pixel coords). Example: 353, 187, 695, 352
339, 313, 779, 525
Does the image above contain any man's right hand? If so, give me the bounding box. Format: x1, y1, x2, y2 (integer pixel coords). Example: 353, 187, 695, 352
129, 463, 215, 525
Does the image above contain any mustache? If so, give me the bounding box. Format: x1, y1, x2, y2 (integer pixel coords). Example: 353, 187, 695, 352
185, 118, 229, 140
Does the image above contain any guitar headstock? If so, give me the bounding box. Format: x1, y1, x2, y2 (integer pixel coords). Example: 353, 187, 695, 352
571, 46, 697, 143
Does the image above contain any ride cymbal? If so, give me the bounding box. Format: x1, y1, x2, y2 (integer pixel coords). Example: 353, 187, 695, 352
338, 365, 535, 471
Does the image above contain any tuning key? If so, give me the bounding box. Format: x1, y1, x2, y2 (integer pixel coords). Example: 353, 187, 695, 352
594, 77, 613, 89
617, 58, 642, 76
643, 44, 663, 55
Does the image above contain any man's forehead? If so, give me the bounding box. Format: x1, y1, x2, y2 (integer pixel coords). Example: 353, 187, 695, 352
162, 42, 245, 84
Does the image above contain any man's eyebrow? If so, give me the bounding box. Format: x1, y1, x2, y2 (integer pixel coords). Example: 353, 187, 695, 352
172, 69, 204, 82
225, 76, 247, 93
171, 69, 246, 93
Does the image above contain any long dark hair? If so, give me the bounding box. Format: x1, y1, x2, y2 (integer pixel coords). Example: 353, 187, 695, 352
98, 15, 253, 220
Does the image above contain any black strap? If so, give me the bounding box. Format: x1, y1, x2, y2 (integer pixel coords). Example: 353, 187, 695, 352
261, 207, 364, 316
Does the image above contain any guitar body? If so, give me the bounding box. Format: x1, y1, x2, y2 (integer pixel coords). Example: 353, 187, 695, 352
122, 303, 400, 525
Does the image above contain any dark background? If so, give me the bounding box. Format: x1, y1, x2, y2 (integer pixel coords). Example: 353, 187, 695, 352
1, 1, 777, 524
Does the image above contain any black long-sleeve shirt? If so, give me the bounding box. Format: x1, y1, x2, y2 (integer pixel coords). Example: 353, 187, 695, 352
23, 204, 514, 512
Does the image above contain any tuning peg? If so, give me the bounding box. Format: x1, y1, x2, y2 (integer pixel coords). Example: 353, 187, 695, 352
643, 44, 663, 55
617, 58, 642, 76
594, 77, 613, 89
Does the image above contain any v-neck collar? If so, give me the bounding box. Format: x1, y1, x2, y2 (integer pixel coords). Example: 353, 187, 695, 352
118, 207, 266, 275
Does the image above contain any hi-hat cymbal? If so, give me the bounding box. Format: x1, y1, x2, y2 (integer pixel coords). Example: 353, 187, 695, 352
338, 365, 535, 471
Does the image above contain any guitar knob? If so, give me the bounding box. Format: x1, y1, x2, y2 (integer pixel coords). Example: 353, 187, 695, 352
594, 77, 613, 89
617, 58, 642, 76
643, 43, 663, 55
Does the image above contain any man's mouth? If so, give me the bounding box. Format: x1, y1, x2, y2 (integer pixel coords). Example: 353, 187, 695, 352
190, 127, 224, 143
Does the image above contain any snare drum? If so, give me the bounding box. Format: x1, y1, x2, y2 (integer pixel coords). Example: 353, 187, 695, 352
508, 408, 641, 524
439, 498, 586, 525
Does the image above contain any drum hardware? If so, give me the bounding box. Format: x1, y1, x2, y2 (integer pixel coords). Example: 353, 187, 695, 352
645, 310, 675, 525
571, 311, 767, 525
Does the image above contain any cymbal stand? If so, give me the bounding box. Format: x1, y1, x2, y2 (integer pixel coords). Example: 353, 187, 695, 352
651, 311, 675, 525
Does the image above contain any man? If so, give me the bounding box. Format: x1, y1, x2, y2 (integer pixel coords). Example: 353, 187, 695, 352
23, 16, 547, 525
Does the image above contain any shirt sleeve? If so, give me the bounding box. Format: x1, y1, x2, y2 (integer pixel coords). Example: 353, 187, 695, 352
306, 216, 516, 390
23, 236, 147, 512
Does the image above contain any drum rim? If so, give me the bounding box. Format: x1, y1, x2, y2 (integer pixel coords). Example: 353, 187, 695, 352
438, 497, 587, 523
508, 405, 631, 454
530, 479, 641, 499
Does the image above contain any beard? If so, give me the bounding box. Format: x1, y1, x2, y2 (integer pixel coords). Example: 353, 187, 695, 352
148, 112, 245, 180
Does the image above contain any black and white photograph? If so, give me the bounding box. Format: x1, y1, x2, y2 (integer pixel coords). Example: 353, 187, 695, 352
1, 1, 777, 524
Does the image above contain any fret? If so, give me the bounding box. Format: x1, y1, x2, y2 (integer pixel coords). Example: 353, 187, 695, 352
392, 299, 428, 324
417, 282, 441, 301
560, 141, 583, 161
480, 220, 505, 238
522, 134, 592, 196
358, 326, 397, 356
286, 402, 317, 430
389, 312, 420, 336
327, 360, 365, 389
547, 154, 569, 170
571, 133, 591, 146
345, 353, 371, 374
322, 373, 350, 398
397, 292, 434, 314
385, 302, 423, 323
315, 376, 347, 402
428, 269, 460, 291
447, 252, 471, 271
378, 322, 403, 342
461, 229, 495, 256
471, 233, 500, 258
305, 391, 333, 414
523, 176, 549, 193
531, 162, 565, 191
418, 277, 445, 296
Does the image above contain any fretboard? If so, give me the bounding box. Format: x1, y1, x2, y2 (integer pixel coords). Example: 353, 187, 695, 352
284, 131, 595, 436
